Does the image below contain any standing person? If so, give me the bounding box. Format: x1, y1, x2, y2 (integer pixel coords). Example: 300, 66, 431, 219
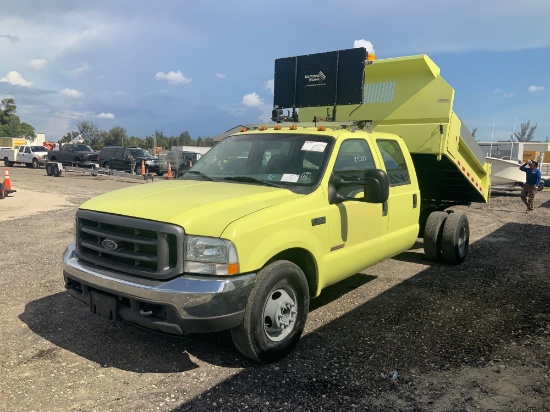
519, 159, 542, 212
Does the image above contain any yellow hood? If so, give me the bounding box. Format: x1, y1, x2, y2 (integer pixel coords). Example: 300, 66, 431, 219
79, 179, 302, 237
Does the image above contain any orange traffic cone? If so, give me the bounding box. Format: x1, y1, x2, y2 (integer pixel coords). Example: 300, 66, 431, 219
166, 162, 173, 179
141, 160, 145, 176
3, 167, 11, 190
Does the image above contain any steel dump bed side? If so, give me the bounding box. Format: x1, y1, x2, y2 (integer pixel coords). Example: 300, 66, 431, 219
299, 54, 490, 205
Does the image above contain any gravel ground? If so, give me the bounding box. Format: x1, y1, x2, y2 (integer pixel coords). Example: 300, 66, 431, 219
0, 165, 548, 411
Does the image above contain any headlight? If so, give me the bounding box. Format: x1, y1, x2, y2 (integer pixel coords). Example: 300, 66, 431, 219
145, 160, 152, 165
184, 236, 239, 276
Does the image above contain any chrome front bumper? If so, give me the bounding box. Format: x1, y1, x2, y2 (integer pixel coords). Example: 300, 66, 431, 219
62, 242, 256, 334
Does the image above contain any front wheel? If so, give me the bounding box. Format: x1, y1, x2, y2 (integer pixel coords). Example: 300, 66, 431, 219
231, 260, 310, 363
32, 158, 40, 169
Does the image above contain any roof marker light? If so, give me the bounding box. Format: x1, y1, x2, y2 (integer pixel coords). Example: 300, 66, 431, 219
317, 126, 326, 131
274, 125, 282, 130
289, 125, 297, 130
259, 125, 267, 131
240, 127, 248, 132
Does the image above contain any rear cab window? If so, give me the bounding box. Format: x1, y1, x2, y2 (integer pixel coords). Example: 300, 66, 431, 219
376, 139, 411, 186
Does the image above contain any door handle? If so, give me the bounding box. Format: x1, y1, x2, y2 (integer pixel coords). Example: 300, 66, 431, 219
382, 201, 388, 217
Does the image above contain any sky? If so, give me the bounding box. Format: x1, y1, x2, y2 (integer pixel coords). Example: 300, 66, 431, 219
1, 0, 549, 142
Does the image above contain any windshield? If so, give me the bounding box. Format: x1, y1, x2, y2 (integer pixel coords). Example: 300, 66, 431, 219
30, 146, 48, 152
130, 149, 154, 158
74, 144, 94, 152
182, 133, 334, 192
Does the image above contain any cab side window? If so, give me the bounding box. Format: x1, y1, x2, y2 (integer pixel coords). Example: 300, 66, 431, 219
333, 139, 376, 197
377, 139, 410, 186
334, 139, 375, 178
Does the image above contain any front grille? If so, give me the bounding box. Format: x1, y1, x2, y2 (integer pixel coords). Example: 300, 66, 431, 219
76, 210, 184, 280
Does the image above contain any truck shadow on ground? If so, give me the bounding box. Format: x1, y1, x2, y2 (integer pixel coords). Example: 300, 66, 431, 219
169, 222, 550, 410
19, 275, 377, 372
18, 223, 550, 408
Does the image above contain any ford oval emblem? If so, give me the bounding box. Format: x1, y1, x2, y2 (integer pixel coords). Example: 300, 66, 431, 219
102, 239, 119, 251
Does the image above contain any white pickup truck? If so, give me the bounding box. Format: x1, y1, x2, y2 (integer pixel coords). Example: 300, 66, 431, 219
1, 145, 49, 168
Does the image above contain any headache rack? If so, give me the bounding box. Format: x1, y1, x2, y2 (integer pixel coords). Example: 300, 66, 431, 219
273, 48, 491, 206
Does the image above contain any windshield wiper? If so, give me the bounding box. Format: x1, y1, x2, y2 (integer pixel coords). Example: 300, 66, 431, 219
223, 176, 285, 188
187, 170, 215, 181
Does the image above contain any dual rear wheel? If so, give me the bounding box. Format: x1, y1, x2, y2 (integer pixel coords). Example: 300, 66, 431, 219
424, 211, 469, 265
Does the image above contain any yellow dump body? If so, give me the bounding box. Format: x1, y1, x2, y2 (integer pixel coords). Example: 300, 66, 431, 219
299, 54, 490, 205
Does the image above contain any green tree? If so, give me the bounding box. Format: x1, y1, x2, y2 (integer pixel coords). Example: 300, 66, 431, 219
511, 120, 537, 142
0, 98, 38, 139
19, 122, 36, 140
77, 121, 101, 148
0, 98, 20, 137
105, 126, 128, 147
0, 98, 17, 119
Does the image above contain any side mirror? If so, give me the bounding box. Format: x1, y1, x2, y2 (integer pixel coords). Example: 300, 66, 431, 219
328, 169, 390, 205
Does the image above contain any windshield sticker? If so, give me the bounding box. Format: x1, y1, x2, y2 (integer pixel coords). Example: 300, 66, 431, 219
281, 174, 300, 182
302, 141, 327, 152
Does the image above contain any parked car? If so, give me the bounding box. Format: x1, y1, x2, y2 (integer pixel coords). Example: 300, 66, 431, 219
98, 147, 162, 175
47, 143, 99, 166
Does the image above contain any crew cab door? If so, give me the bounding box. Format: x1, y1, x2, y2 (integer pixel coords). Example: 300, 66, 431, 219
323, 138, 389, 286
19, 146, 31, 163
375, 138, 420, 255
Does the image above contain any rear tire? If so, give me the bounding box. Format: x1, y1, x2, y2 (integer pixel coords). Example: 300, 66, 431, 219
231, 260, 309, 363
52, 163, 62, 177
4, 157, 12, 167
0, 183, 5, 199
423, 211, 448, 262
441, 213, 469, 265
46, 163, 54, 176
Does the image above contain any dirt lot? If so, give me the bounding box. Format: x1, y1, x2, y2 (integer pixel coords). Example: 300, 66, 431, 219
0, 165, 548, 411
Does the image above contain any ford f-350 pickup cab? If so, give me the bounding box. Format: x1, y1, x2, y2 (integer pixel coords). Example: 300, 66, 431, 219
62, 48, 490, 362
63, 125, 451, 363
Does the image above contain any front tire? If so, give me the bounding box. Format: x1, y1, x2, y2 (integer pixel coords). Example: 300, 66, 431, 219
231, 260, 310, 363
441, 213, 469, 265
32, 158, 39, 169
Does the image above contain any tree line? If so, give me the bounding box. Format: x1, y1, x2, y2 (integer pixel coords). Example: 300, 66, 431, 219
0, 98, 215, 150
62, 121, 216, 151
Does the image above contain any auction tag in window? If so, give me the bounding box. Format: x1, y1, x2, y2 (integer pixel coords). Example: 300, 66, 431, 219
302, 141, 327, 152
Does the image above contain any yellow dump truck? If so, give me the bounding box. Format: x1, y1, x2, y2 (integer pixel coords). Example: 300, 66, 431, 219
61, 48, 490, 363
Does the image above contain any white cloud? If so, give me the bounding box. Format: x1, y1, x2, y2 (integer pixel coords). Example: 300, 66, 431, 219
97, 112, 115, 119
353, 39, 375, 54
528, 85, 544, 92
242, 92, 264, 107
216, 72, 226, 79
0, 71, 33, 87
493, 88, 515, 99
264, 79, 274, 94
25, 59, 48, 71
63, 63, 90, 78
155, 70, 191, 85
60, 88, 84, 98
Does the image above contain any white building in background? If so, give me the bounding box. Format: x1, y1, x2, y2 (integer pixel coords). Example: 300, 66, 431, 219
478, 141, 550, 163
